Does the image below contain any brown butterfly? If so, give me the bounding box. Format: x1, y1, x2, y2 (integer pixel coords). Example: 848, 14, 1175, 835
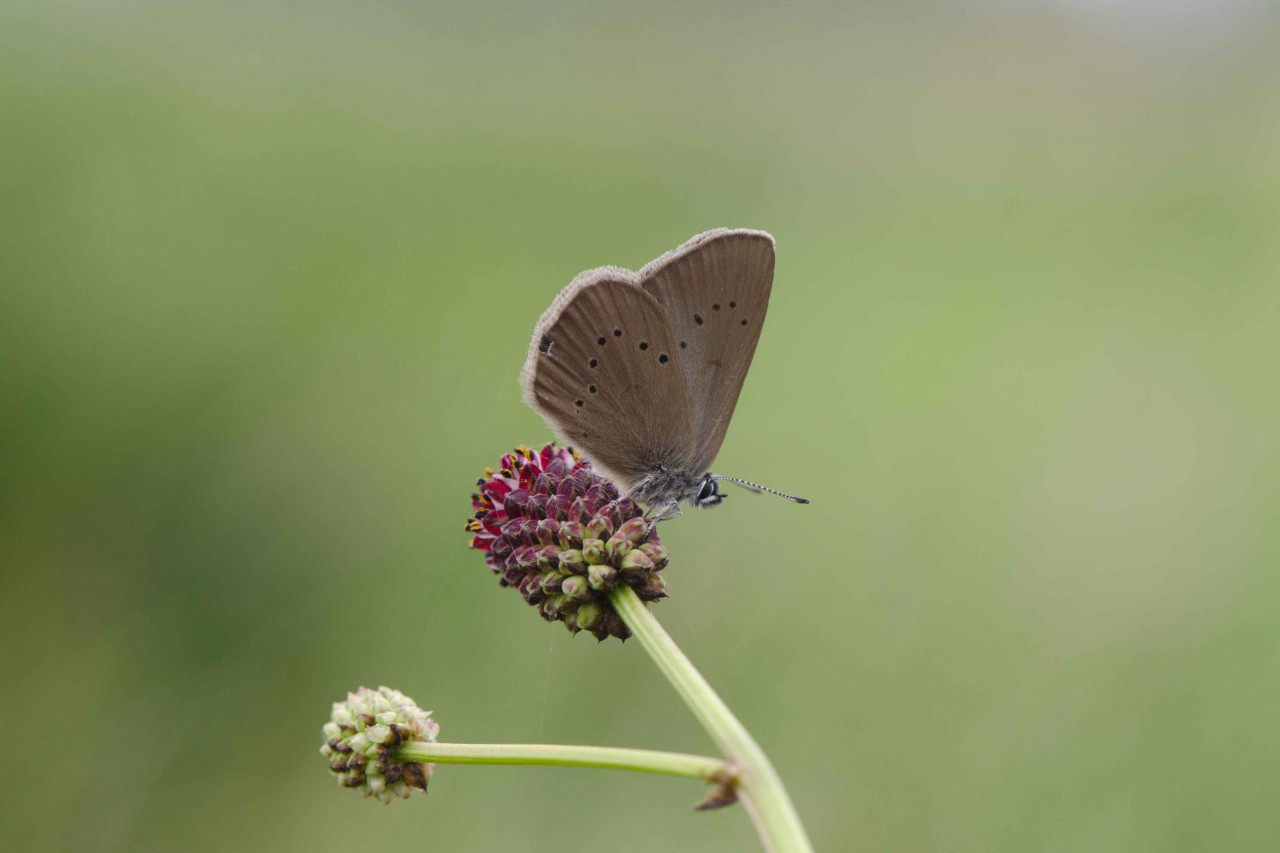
521, 229, 808, 520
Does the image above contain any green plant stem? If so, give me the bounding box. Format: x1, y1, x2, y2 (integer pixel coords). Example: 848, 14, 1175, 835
397, 741, 727, 781
611, 585, 813, 853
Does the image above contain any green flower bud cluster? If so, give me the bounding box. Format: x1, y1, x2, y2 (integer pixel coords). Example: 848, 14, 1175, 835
320, 686, 439, 803
532, 515, 671, 641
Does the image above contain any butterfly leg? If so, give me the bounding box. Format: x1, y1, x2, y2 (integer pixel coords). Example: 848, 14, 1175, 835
644, 500, 682, 534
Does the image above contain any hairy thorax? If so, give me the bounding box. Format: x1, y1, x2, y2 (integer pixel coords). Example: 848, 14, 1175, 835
628, 466, 725, 510
629, 466, 707, 506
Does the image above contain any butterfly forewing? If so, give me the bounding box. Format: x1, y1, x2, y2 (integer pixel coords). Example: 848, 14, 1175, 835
521, 270, 697, 492
638, 229, 776, 473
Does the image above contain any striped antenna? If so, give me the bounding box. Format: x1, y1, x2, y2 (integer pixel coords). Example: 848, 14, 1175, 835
711, 476, 810, 504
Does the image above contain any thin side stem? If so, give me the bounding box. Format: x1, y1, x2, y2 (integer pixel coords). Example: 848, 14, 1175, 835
611, 585, 813, 853
398, 741, 727, 781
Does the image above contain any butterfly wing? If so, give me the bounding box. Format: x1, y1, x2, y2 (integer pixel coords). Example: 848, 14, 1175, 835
520, 268, 697, 493
638, 229, 776, 474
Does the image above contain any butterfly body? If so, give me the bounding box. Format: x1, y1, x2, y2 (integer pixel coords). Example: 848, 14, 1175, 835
521, 229, 804, 514
632, 467, 724, 509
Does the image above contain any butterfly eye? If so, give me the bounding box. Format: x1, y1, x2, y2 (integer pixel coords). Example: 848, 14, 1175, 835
697, 478, 716, 503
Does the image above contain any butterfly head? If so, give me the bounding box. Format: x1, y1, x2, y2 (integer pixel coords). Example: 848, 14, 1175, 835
694, 474, 726, 508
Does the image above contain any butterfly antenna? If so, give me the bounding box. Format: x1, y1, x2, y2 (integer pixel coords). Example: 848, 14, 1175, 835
711, 476, 810, 504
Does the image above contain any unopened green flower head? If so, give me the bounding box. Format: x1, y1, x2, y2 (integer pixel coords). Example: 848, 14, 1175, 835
321, 686, 439, 803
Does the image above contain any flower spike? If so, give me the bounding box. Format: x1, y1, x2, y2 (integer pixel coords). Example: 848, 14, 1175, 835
468, 443, 669, 641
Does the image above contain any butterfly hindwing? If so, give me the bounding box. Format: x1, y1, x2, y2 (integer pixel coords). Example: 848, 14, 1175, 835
521, 269, 697, 492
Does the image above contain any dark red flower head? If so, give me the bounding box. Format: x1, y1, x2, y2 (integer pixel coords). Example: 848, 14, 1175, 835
466, 444, 669, 641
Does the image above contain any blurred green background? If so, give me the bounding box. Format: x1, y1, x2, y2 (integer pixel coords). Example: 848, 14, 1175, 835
3, 1, 1278, 850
